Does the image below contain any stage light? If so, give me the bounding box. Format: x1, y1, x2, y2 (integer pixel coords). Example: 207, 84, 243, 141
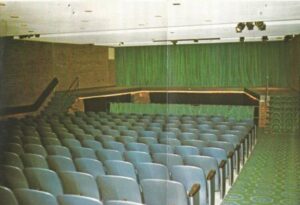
240, 37, 245, 42
236, 22, 245, 33
262, 36, 268, 42
246, 22, 254, 30
255, 21, 266, 31
172, 40, 177, 45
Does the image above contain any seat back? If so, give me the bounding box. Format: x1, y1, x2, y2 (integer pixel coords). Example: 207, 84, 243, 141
126, 142, 150, 153
184, 155, 220, 191
3, 152, 24, 169
82, 140, 103, 151
97, 175, 142, 203
159, 138, 181, 147
57, 195, 103, 205
59, 171, 100, 200
24, 168, 63, 197
1, 165, 29, 189
178, 132, 197, 141
103, 141, 126, 154
24, 144, 47, 157
21, 153, 48, 169
152, 153, 183, 170
47, 156, 76, 172
141, 179, 188, 205
14, 188, 58, 205
198, 133, 218, 142
61, 139, 81, 148
124, 151, 152, 167
70, 147, 97, 159
105, 160, 137, 181
137, 137, 158, 145
0, 186, 18, 205
136, 163, 169, 181
174, 146, 199, 157
74, 158, 105, 178
171, 165, 207, 205
96, 149, 123, 162
46, 145, 72, 158
150, 144, 173, 154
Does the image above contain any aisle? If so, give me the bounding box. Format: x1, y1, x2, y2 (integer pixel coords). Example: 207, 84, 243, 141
222, 131, 300, 205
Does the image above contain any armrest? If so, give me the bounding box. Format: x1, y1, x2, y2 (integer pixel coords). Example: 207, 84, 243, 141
219, 160, 226, 168
206, 170, 216, 181
188, 183, 201, 197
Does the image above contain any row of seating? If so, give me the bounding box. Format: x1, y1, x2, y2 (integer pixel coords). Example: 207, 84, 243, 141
0, 111, 257, 205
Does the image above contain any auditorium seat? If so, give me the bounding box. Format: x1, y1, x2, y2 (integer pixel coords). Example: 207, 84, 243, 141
136, 162, 169, 181
61, 139, 81, 148
74, 158, 105, 178
70, 147, 97, 159
150, 144, 174, 154
103, 141, 126, 154
1, 165, 29, 189
24, 168, 63, 197
124, 151, 152, 167
0, 186, 18, 205
179, 132, 198, 141
21, 153, 49, 169
198, 133, 218, 142
104, 160, 137, 181
97, 175, 142, 203
42, 138, 61, 146
174, 145, 199, 157
181, 140, 208, 152
57, 195, 103, 205
46, 145, 72, 158
116, 136, 136, 144
82, 140, 103, 151
96, 149, 123, 162
5, 143, 24, 155
22, 137, 42, 145
159, 131, 177, 139
2, 152, 24, 169
121, 130, 138, 139
14, 188, 58, 205
152, 153, 183, 170
59, 171, 100, 200
24, 144, 47, 157
184, 155, 224, 198
95, 135, 115, 144
171, 165, 208, 205
141, 179, 189, 205
138, 130, 157, 138
126, 142, 150, 153
47, 156, 76, 172
137, 137, 158, 145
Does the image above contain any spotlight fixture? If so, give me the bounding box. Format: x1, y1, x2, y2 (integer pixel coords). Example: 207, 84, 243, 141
118, 42, 124, 46
236, 22, 245, 33
193, 39, 199, 43
246, 22, 254, 30
284, 35, 293, 42
255, 21, 266, 31
240, 37, 245, 42
262, 36, 268, 42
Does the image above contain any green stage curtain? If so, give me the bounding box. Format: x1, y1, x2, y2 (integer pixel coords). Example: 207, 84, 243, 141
110, 103, 255, 120
116, 42, 293, 88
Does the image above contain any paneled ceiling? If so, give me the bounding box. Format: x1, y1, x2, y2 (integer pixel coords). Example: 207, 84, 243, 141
0, 0, 300, 46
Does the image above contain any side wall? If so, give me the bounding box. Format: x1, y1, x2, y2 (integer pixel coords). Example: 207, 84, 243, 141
290, 35, 300, 91
116, 41, 294, 88
0, 39, 115, 108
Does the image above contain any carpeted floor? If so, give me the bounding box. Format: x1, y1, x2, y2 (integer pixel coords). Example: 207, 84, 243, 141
222, 130, 300, 205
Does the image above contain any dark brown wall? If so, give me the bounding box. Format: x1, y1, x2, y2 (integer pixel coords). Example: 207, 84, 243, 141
0, 39, 115, 108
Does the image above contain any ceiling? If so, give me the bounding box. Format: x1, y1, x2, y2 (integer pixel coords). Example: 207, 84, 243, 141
0, 0, 300, 47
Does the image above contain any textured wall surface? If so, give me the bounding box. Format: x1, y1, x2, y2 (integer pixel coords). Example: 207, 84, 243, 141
0, 39, 115, 108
